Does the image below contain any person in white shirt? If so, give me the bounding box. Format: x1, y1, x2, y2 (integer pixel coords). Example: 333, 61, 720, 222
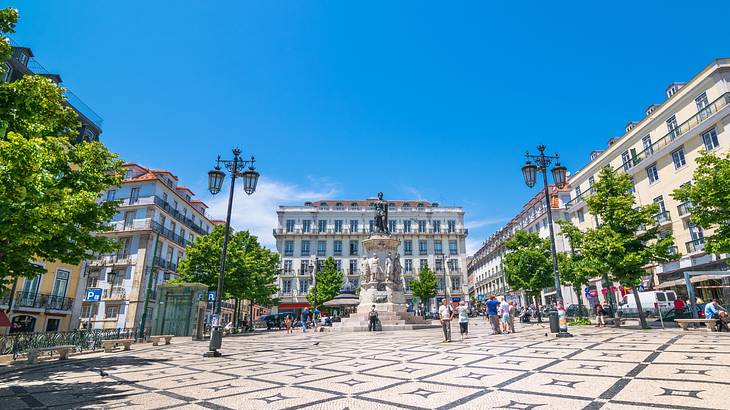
457, 301, 470, 341
500, 299, 510, 334
438, 299, 453, 342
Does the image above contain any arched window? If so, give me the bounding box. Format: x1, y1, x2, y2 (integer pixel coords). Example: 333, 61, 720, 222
417, 203, 425, 208
402, 203, 410, 208
369, 203, 375, 208
350, 202, 359, 209
388, 203, 395, 209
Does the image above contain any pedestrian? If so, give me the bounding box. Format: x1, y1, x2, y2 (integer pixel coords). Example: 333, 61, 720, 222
458, 301, 469, 341
301, 307, 310, 333
704, 299, 728, 332
500, 299, 510, 334
284, 314, 293, 334
486, 295, 501, 335
439, 299, 453, 342
595, 303, 606, 327
313, 306, 320, 332
508, 301, 516, 333
368, 305, 379, 331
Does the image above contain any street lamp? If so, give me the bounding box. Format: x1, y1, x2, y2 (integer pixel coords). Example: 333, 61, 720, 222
521, 145, 571, 337
203, 148, 260, 358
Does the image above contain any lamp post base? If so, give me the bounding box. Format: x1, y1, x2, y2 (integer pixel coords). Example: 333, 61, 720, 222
556, 331, 573, 338
203, 327, 223, 357
203, 350, 222, 357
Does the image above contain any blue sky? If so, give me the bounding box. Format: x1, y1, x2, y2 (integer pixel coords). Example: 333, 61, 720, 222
6, 1, 729, 251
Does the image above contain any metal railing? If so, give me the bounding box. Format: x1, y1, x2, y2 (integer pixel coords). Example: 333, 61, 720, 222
106, 218, 191, 247
89, 252, 135, 267
0, 328, 142, 359
102, 286, 126, 300
677, 201, 694, 217
654, 211, 671, 225
686, 238, 706, 253
114, 196, 207, 236
0, 291, 74, 311
566, 93, 730, 209
153, 256, 178, 272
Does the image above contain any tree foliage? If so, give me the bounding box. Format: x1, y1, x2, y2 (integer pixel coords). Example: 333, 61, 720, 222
583, 166, 677, 328
556, 220, 597, 316
307, 256, 343, 306
410, 263, 438, 313
503, 230, 553, 302
176, 225, 279, 307
672, 150, 730, 254
0, 8, 124, 284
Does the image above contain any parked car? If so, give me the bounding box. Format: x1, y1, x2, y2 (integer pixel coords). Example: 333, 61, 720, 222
618, 290, 678, 317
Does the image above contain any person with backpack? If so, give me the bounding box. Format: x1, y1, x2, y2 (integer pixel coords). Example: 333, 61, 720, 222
439, 299, 454, 342
368, 305, 379, 331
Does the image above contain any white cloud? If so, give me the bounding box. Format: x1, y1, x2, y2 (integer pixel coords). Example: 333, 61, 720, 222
465, 217, 510, 230
465, 238, 484, 256
402, 186, 425, 200
205, 176, 338, 249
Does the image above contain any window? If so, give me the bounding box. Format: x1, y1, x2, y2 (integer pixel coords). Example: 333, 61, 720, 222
350, 220, 358, 233
654, 195, 666, 213
284, 240, 294, 256
130, 187, 140, 203
335, 259, 342, 271
334, 220, 343, 233
403, 220, 411, 233
688, 222, 704, 241
317, 240, 326, 256
451, 276, 461, 291
349, 240, 358, 256
646, 163, 659, 183
405, 259, 413, 273
51, 269, 70, 300
696, 92, 710, 120
286, 220, 295, 232
629, 177, 636, 194
388, 220, 396, 233
666, 115, 680, 139
419, 259, 428, 270
419, 240, 428, 255
577, 209, 585, 224
349, 259, 358, 274
106, 190, 116, 201
433, 220, 441, 233
642, 135, 653, 155
105, 305, 119, 319
448, 258, 458, 271
300, 261, 309, 274
302, 220, 311, 233
447, 220, 456, 233
434, 241, 443, 254
404, 240, 413, 255
299, 279, 310, 293
621, 151, 632, 171
281, 280, 292, 294
301, 240, 310, 256
702, 128, 719, 150
283, 260, 293, 272
334, 240, 342, 255
671, 148, 686, 169
2, 62, 11, 82
435, 258, 444, 272
449, 240, 458, 255
588, 177, 594, 188
318, 220, 327, 233
46, 318, 60, 332
418, 221, 427, 233
574, 187, 582, 201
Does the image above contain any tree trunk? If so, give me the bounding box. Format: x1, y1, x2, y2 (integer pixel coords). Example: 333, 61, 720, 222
575, 290, 584, 318
233, 298, 239, 329
632, 286, 650, 329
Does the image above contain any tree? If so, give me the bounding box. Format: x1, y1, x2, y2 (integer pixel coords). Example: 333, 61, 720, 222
410, 264, 438, 317
0, 8, 124, 284
555, 220, 599, 317
672, 150, 730, 255
583, 166, 677, 328
503, 230, 553, 307
307, 256, 343, 306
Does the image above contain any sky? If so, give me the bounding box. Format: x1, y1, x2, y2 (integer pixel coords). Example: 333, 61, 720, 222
6, 1, 729, 252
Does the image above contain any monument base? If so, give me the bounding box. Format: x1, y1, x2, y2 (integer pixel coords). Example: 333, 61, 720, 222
333, 308, 439, 332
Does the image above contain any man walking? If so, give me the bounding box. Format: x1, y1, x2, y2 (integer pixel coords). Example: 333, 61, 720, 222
439, 299, 454, 342
301, 307, 310, 333
457, 301, 469, 341
486, 295, 501, 335
368, 305, 379, 331
312, 306, 320, 332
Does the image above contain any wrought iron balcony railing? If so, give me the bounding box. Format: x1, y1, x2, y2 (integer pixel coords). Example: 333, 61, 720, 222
686, 238, 706, 253
677, 201, 694, 217
1, 291, 74, 311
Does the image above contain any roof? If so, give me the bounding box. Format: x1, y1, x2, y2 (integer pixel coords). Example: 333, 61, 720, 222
311, 199, 433, 207
191, 200, 209, 208
176, 186, 195, 196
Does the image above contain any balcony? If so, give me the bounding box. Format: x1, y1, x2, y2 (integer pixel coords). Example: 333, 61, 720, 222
89, 252, 136, 267
677, 201, 694, 217
153, 256, 178, 272
668, 245, 679, 256
103, 286, 127, 300
113, 196, 207, 236
107, 218, 191, 247
1, 291, 74, 311
654, 211, 671, 225
686, 238, 706, 253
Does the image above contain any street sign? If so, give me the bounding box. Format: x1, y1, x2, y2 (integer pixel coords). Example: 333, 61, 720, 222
584, 288, 591, 298
207, 291, 217, 302
478, 294, 485, 301
85, 288, 102, 302
638, 285, 645, 292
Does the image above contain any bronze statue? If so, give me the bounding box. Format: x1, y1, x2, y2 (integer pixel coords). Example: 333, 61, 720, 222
373, 192, 388, 234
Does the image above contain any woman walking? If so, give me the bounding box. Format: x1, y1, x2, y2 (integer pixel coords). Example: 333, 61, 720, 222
595, 303, 606, 327
458, 301, 469, 341
284, 314, 293, 334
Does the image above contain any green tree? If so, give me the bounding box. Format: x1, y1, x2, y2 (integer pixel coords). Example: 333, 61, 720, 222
307, 256, 343, 306
583, 166, 677, 328
410, 264, 438, 317
672, 151, 730, 254
503, 230, 553, 307
0, 8, 124, 284
556, 220, 598, 317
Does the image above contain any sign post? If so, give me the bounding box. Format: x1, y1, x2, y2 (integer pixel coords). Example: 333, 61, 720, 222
84, 288, 102, 330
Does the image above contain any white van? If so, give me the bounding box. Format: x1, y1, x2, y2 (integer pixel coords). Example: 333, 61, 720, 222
619, 290, 677, 315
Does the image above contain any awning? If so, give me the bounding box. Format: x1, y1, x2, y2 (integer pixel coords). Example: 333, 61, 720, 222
656, 275, 725, 289
0, 311, 10, 327
278, 303, 310, 309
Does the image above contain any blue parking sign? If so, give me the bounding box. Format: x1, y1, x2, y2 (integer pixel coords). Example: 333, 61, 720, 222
208, 291, 217, 302
85, 288, 102, 302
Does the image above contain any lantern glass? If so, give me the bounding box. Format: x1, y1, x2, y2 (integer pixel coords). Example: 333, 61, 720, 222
551, 162, 567, 189
208, 168, 225, 195
521, 161, 538, 188
241, 167, 260, 195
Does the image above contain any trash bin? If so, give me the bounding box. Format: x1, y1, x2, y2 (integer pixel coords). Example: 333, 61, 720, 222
548, 311, 559, 333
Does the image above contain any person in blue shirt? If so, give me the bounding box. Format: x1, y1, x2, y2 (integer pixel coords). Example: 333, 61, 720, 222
486, 295, 502, 335
301, 308, 310, 333
704, 299, 727, 332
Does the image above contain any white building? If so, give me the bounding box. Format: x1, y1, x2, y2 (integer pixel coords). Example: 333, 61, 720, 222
75, 163, 214, 332
272, 199, 469, 314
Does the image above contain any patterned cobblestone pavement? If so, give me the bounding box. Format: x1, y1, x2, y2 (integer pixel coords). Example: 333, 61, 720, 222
2, 321, 730, 409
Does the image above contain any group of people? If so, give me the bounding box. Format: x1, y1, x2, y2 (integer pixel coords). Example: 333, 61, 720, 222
438, 299, 472, 342
484, 295, 516, 335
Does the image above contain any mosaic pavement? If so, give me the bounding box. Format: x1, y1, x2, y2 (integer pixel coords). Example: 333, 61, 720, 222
2, 320, 730, 409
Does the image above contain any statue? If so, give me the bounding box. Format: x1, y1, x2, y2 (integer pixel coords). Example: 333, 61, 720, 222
361, 255, 371, 283
392, 253, 402, 289
373, 192, 388, 234
385, 252, 393, 282
368, 254, 381, 282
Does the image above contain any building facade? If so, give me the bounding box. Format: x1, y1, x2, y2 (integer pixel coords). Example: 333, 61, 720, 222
565, 59, 730, 303
468, 186, 576, 307
272, 199, 469, 314
74, 164, 214, 332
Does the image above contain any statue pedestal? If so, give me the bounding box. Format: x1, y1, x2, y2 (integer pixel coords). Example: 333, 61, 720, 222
333, 233, 439, 332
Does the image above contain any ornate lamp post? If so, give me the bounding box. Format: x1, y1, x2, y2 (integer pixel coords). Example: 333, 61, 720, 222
203, 148, 259, 357
521, 145, 571, 337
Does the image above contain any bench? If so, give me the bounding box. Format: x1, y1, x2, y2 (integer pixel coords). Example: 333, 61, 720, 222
675, 318, 717, 331
149, 335, 174, 346
27, 345, 75, 364
102, 338, 135, 353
